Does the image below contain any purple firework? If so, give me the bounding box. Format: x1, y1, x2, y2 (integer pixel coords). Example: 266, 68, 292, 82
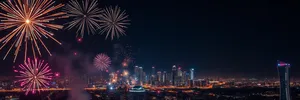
94, 53, 111, 71
14, 58, 53, 95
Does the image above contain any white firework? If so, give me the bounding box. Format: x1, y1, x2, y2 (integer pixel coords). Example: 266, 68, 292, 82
64, 0, 102, 38
99, 6, 130, 40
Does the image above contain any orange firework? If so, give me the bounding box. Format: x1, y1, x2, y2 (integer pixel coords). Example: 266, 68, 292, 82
0, 0, 68, 62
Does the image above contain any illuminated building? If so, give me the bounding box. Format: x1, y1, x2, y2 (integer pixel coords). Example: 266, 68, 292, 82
190, 68, 194, 80
151, 66, 156, 85
177, 67, 183, 86
172, 65, 177, 86
182, 71, 187, 86
157, 71, 162, 83
190, 68, 194, 87
277, 61, 291, 100
166, 73, 172, 85
138, 67, 143, 85
177, 67, 182, 77
134, 66, 139, 80
152, 66, 156, 76
163, 71, 167, 84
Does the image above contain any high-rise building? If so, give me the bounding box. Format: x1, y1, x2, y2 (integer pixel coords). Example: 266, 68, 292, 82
177, 67, 183, 86
139, 67, 143, 85
177, 67, 182, 77
182, 71, 187, 86
163, 71, 167, 85
277, 61, 291, 100
172, 65, 177, 86
151, 66, 156, 85
157, 71, 162, 82
152, 66, 156, 76
190, 68, 194, 80
134, 66, 139, 78
143, 72, 147, 83
190, 68, 195, 87
166, 73, 172, 85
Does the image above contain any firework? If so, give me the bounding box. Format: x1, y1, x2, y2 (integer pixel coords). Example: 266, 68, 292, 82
94, 53, 111, 71
99, 6, 130, 40
0, 0, 67, 62
14, 58, 53, 95
122, 57, 131, 67
64, 0, 102, 38
123, 70, 129, 77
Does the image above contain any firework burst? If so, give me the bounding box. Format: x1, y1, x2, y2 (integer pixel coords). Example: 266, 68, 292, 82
99, 6, 130, 40
14, 58, 53, 95
94, 53, 111, 71
0, 0, 68, 62
64, 0, 102, 38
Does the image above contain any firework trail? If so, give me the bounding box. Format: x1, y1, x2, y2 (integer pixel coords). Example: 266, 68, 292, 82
64, 0, 102, 38
94, 53, 111, 71
99, 6, 130, 40
14, 58, 53, 95
0, 0, 68, 62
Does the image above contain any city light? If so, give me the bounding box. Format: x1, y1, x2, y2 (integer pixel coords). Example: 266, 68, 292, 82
123, 70, 129, 76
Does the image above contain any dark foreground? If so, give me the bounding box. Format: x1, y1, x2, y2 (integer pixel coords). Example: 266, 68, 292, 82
1, 88, 300, 100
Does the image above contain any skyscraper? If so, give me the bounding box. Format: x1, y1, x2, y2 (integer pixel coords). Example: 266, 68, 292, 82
182, 71, 187, 86
151, 66, 156, 85
157, 71, 162, 81
172, 65, 177, 86
134, 66, 139, 77
157, 71, 162, 86
163, 71, 167, 85
177, 67, 183, 86
190, 68, 194, 80
277, 61, 291, 100
177, 67, 182, 77
152, 66, 156, 76
139, 67, 143, 85
166, 73, 172, 85
190, 68, 194, 87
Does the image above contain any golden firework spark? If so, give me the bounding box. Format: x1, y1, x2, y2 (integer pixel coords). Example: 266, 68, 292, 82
0, 0, 68, 62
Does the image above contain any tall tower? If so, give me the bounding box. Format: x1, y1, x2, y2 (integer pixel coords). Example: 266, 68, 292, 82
134, 66, 139, 78
277, 61, 291, 100
152, 66, 156, 76
139, 67, 143, 85
190, 68, 194, 87
190, 68, 194, 80
172, 65, 177, 86
163, 71, 167, 85
157, 71, 162, 85
151, 66, 156, 85
177, 67, 183, 86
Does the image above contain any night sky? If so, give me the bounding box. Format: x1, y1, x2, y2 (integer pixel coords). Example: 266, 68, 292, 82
0, 0, 299, 78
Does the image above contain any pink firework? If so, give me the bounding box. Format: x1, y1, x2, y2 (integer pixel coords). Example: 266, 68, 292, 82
94, 53, 111, 71
14, 58, 52, 95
